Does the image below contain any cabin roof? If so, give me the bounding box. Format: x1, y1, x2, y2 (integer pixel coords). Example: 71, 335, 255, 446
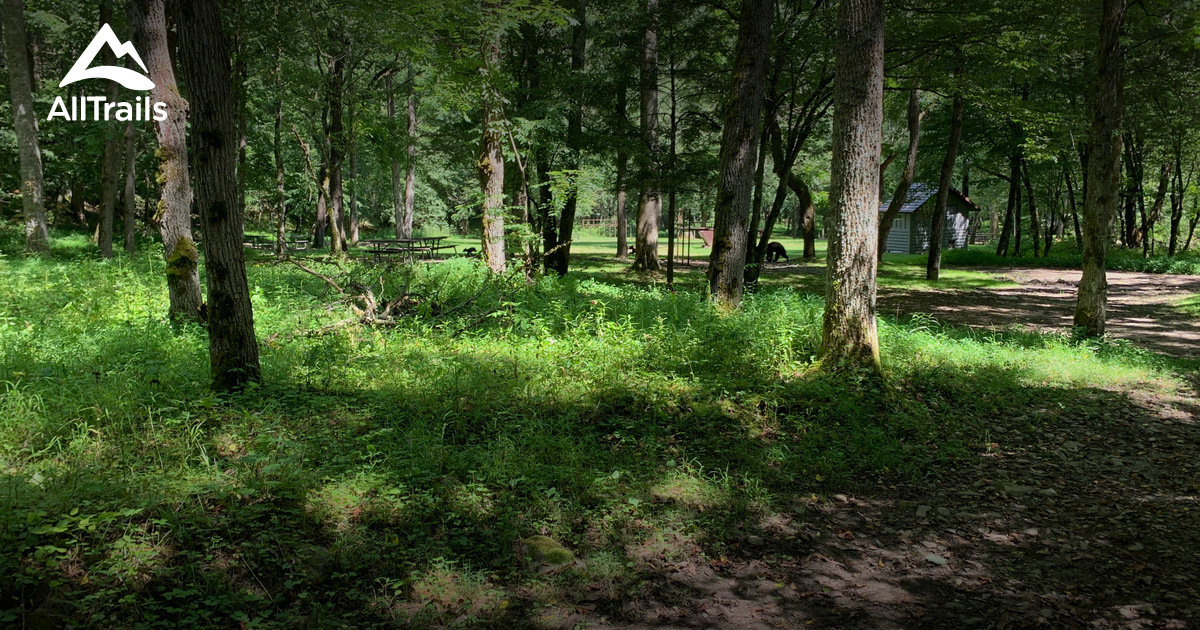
878, 183, 983, 214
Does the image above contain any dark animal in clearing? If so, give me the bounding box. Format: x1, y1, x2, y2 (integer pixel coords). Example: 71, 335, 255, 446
463, 247, 478, 256
766, 242, 789, 262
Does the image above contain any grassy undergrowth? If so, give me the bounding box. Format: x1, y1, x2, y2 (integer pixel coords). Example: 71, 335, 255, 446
0, 227, 1183, 628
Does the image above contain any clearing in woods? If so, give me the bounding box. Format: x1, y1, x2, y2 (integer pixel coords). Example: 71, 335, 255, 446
875, 268, 1200, 360
569, 261, 1200, 629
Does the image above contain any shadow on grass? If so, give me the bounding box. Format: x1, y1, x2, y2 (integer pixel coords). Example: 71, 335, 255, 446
2, 235, 1195, 628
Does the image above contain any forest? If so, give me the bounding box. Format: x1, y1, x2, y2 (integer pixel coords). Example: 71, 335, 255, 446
2, 0, 1200, 627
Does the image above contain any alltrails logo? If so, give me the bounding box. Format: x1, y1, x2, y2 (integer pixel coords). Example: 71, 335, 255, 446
46, 24, 167, 122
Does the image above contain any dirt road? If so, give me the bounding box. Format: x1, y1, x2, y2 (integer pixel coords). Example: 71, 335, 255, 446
877, 269, 1200, 358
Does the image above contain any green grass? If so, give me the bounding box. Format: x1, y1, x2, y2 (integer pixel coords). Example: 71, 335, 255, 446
0, 226, 1185, 628
331, 231, 1010, 295
942, 242, 1200, 275
1178, 293, 1200, 318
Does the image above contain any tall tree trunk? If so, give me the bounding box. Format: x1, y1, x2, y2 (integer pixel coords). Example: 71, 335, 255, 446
348, 155, 359, 244
387, 72, 405, 237
1074, 0, 1126, 337
272, 13, 286, 259
521, 27, 556, 264
746, 121, 769, 275
130, 0, 203, 322
404, 64, 417, 239
1168, 142, 1183, 256
667, 54, 680, 285
615, 86, 630, 260
996, 162, 1018, 256
548, 0, 588, 276
97, 0, 121, 258
878, 86, 923, 259
1141, 162, 1170, 258
633, 0, 661, 272
1044, 178, 1058, 255
1183, 193, 1199, 252
479, 6, 506, 273
1014, 165, 1023, 255
1021, 158, 1042, 257
123, 122, 137, 254
787, 174, 817, 258
314, 162, 328, 247
346, 76, 359, 246
177, 0, 262, 390
926, 94, 964, 280
71, 177, 85, 226
232, 12, 248, 224
1064, 161, 1082, 244
707, 0, 772, 306
274, 95, 286, 257
1122, 134, 1140, 248
966, 164, 981, 245
326, 29, 348, 255
821, 0, 884, 370
1, 0, 49, 252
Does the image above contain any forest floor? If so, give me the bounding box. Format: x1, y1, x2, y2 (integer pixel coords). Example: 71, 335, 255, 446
551, 263, 1200, 629
4, 233, 1199, 629
566, 378, 1200, 630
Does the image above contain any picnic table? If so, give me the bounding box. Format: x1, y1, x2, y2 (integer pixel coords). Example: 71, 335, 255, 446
243, 234, 271, 250
243, 234, 311, 252
358, 237, 456, 263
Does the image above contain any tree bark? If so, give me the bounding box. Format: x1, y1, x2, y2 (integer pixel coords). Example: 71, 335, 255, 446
1044, 178, 1057, 255
1021, 157, 1041, 257
926, 94, 964, 280
633, 0, 661, 272
71, 177, 85, 226
667, 53, 680, 286
996, 155, 1019, 256
386, 72, 405, 238
177, 0, 262, 390
878, 87, 923, 259
1013, 167, 1023, 256
272, 14, 286, 258
787, 174, 817, 258
547, 0, 588, 276
130, 0, 203, 322
274, 95, 287, 256
0, 0, 48, 252
123, 122, 137, 254
1064, 161, 1082, 244
314, 162, 328, 248
1183, 193, 1199, 252
98, 0, 121, 259
1168, 143, 1183, 256
347, 77, 359, 246
479, 5, 507, 274
1122, 134, 1140, 248
615, 85, 630, 260
707, 0, 772, 306
404, 64, 417, 239
1074, 0, 1126, 337
820, 0, 884, 370
326, 29, 348, 255
1141, 162, 1170, 258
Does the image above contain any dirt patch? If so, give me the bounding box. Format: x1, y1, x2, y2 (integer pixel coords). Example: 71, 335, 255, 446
877, 269, 1200, 358
553, 386, 1200, 630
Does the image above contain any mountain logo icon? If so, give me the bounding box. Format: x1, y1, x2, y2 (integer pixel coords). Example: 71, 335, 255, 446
59, 24, 154, 91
